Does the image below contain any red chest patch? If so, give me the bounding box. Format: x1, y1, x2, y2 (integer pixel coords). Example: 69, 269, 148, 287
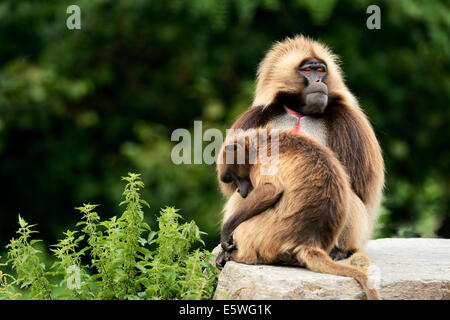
284, 106, 303, 134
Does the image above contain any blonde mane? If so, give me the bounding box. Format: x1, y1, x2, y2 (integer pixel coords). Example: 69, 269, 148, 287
252, 35, 357, 109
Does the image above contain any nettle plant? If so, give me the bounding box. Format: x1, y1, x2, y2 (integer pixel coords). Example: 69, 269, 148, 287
0, 173, 218, 300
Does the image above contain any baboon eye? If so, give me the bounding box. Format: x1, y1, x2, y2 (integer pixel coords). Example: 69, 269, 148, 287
302, 68, 311, 74
221, 173, 232, 183
317, 67, 325, 74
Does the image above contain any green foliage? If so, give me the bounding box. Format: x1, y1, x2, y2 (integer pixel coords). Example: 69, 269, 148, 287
0, 173, 218, 300
4, 217, 52, 299
0, 258, 20, 300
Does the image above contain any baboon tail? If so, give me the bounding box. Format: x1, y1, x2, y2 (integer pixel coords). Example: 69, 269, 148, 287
347, 250, 371, 272
294, 245, 380, 300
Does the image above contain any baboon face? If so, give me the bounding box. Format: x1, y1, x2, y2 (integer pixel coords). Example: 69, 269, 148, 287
254, 35, 346, 116
219, 142, 254, 198
219, 166, 253, 198
276, 58, 329, 116
297, 58, 329, 114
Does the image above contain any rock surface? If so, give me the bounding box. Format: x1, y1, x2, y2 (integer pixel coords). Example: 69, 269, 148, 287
214, 238, 450, 300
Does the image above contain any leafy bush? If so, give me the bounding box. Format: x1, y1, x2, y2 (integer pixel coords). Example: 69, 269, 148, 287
0, 173, 218, 300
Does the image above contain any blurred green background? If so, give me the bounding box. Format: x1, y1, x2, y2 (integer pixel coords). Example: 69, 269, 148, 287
0, 0, 448, 251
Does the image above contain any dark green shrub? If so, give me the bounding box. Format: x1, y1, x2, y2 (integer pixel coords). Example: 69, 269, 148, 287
0, 173, 218, 300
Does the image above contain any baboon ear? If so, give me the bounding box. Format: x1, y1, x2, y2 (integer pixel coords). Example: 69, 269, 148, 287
225, 142, 243, 153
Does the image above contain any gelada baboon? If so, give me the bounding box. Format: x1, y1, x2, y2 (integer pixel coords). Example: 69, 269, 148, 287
219, 35, 384, 261
216, 128, 380, 300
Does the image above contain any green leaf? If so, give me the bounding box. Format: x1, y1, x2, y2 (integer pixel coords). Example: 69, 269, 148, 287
139, 199, 150, 208
147, 231, 157, 244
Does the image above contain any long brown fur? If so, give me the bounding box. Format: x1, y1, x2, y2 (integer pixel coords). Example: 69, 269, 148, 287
222, 35, 384, 257
217, 129, 380, 300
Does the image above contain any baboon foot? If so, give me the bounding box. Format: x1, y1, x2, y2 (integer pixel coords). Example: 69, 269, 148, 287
216, 240, 238, 270
330, 247, 355, 261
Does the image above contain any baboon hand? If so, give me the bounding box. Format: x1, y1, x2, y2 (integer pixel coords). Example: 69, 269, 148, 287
220, 237, 237, 252
215, 242, 237, 270
220, 231, 237, 252
330, 247, 354, 261
215, 249, 226, 270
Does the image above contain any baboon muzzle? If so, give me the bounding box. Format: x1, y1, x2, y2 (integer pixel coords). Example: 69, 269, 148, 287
302, 81, 328, 114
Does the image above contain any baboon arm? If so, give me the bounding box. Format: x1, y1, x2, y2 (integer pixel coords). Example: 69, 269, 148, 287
325, 98, 384, 204
221, 182, 283, 244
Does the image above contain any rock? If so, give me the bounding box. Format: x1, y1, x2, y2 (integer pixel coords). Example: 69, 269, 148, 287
213, 238, 450, 300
